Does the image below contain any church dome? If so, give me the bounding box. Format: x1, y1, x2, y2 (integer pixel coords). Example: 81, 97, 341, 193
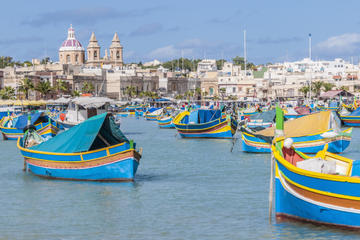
59, 25, 84, 52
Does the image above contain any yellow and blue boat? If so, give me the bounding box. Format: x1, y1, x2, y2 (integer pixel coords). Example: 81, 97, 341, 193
340, 108, 360, 127
173, 109, 237, 138
242, 111, 352, 153
17, 113, 141, 181
144, 108, 163, 121
0, 112, 60, 140
273, 136, 360, 228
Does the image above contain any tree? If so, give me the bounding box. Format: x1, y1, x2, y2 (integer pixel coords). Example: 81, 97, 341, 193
41, 57, 50, 65
54, 79, 67, 96
175, 94, 183, 100
339, 86, 349, 91
219, 87, 226, 100
185, 90, 194, 101
311, 81, 323, 97
322, 82, 335, 92
35, 81, 52, 99
124, 86, 137, 99
72, 90, 81, 97
195, 87, 202, 100
232, 56, 255, 70
299, 86, 310, 97
216, 59, 226, 70
0, 86, 15, 99
82, 81, 95, 94
18, 77, 34, 100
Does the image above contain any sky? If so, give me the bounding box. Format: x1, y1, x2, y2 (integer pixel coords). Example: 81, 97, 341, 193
1, 0, 360, 65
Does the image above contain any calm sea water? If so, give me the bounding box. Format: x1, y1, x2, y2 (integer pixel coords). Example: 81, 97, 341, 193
1, 117, 360, 239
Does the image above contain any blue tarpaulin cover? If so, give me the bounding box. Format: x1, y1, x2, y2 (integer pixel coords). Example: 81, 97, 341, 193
186, 109, 221, 124
30, 113, 108, 153
349, 107, 360, 116
14, 113, 42, 130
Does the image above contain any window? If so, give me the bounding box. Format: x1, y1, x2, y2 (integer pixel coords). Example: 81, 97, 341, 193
209, 87, 214, 95
75, 54, 79, 63
66, 55, 70, 63
116, 51, 120, 59
233, 87, 236, 93
94, 51, 97, 58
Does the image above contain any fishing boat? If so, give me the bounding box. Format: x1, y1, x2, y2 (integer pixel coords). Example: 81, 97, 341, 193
273, 136, 360, 228
144, 108, 163, 121
157, 110, 178, 128
173, 109, 238, 138
0, 112, 60, 140
17, 113, 141, 181
57, 97, 113, 128
284, 107, 310, 120
340, 107, 360, 127
241, 111, 352, 153
246, 109, 275, 130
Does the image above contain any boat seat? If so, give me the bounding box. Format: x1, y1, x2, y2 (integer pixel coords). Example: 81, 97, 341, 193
282, 147, 304, 166
296, 158, 336, 174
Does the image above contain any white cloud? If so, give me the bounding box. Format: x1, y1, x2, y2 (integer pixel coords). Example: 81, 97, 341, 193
148, 45, 193, 59
316, 33, 360, 56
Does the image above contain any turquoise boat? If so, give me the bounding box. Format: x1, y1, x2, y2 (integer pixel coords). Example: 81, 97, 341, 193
0, 112, 60, 140
173, 109, 238, 138
273, 136, 360, 228
17, 113, 141, 181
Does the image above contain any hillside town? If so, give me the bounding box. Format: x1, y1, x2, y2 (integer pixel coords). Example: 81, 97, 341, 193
1, 25, 359, 102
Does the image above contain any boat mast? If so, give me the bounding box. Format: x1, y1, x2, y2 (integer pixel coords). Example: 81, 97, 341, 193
244, 30, 247, 80
308, 33, 312, 104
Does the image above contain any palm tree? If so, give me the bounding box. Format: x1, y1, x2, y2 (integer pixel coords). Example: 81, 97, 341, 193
195, 87, 202, 100
18, 77, 34, 100
124, 86, 137, 99
35, 81, 52, 99
82, 81, 95, 94
0, 86, 15, 99
175, 94, 183, 100
339, 86, 349, 91
54, 79, 67, 96
185, 90, 194, 101
322, 82, 334, 92
299, 86, 309, 97
311, 81, 323, 97
72, 90, 81, 97
219, 88, 226, 100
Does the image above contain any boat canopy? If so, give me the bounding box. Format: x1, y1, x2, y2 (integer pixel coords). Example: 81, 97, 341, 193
187, 109, 222, 124
257, 111, 339, 138
250, 109, 276, 122
30, 113, 129, 153
14, 113, 42, 130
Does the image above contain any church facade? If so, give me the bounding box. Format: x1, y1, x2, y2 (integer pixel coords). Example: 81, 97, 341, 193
59, 25, 123, 67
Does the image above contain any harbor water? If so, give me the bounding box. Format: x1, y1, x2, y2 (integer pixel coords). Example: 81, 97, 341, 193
1, 117, 360, 239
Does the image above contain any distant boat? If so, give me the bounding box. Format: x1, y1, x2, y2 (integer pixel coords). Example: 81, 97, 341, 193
241, 111, 352, 153
273, 137, 360, 228
18, 113, 141, 181
340, 108, 360, 127
0, 112, 59, 140
157, 110, 178, 128
57, 97, 113, 128
173, 109, 238, 138
144, 108, 163, 121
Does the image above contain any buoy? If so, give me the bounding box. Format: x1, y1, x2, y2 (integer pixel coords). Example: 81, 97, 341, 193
60, 113, 66, 121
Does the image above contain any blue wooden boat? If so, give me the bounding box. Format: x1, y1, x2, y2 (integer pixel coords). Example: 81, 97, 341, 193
157, 116, 174, 128
241, 111, 352, 153
173, 109, 238, 138
17, 113, 141, 181
273, 136, 360, 228
340, 108, 360, 127
0, 112, 60, 140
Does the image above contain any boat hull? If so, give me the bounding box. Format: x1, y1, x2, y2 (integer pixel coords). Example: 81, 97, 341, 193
19, 140, 141, 181
274, 152, 360, 228
1, 121, 59, 140
340, 116, 360, 127
175, 117, 237, 138
241, 129, 352, 153
157, 117, 174, 128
